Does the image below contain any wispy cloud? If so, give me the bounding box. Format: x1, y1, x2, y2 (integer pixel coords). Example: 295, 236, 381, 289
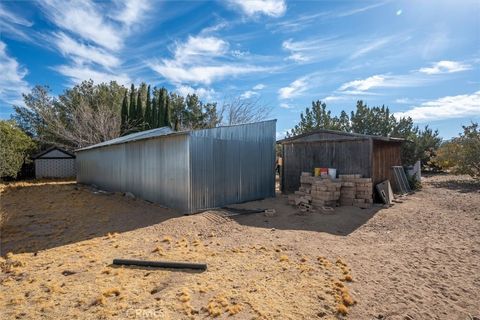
279, 103, 294, 109
175, 85, 216, 101
282, 34, 407, 64
240, 90, 259, 99
54, 65, 130, 85
419, 60, 472, 75
278, 76, 309, 99
0, 3, 35, 42
0, 41, 30, 106
38, 0, 123, 51
253, 84, 266, 90
337, 2, 388, 17
110, 0, 150, 28
339, 75, 387, 91
150, 35, 269, 85
395, 91, 480, 122
227, 0, 286, 17
53, 32, 120, 68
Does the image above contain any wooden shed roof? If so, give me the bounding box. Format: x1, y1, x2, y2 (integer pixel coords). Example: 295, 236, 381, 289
278, 129, 406, 144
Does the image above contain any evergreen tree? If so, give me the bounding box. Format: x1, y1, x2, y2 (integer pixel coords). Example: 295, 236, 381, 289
120, 91, 129, 134
157, 88, 167, 127
136, 89, 143, 124
128, 84, 136, 122
144, 85, 152, 129
164, 94, 170, 128
151, 89, 158, 128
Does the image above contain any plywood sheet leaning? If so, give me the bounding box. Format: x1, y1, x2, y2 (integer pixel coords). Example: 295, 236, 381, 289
376, 180, 394, 205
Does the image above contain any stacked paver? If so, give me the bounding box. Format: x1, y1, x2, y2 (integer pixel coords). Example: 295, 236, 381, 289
288, 172, 373, 211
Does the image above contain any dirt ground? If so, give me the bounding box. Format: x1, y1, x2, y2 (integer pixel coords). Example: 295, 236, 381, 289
0, 175, 479, 319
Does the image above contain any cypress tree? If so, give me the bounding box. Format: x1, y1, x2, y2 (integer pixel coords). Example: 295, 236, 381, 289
158, 88, 166, 127
164, 94, 170, 128
144, 85, 152, 129
136, 89, 143, 124
128, 84, 136, 122
151, 89, 157, 128
120, 91, 128, 134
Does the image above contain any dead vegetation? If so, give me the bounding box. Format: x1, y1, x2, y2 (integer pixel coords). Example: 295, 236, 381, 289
1, 175, 479, 319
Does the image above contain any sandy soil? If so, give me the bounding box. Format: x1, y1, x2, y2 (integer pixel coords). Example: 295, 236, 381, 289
0, 175, 479, 319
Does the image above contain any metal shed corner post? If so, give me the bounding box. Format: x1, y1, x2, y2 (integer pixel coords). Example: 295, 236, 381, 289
188, 120, 276, 213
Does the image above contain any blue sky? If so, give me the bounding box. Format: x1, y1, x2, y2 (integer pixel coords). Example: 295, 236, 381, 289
1, 0, 479, 138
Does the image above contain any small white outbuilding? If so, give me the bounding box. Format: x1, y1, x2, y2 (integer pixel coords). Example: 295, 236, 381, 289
32, 146, 76, 179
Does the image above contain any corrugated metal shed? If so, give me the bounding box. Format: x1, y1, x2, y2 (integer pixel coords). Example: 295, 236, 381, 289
279, 129, 404, 193
76, 120, 276, 213
33, 146, 76, 178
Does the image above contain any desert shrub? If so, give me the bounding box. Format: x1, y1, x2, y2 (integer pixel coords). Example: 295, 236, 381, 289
0, 120, 35, 179
433, 123, 480, 179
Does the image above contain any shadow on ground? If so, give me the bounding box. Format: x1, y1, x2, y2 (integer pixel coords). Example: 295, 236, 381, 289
0, 181, 181, 255
225, 193, 382, 236
426, 177, 480, 194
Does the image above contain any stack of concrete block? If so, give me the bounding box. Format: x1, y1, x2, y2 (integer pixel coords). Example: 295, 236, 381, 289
338, 174, 373, 209
310, 178, 342, 207
289, 172, 342, 210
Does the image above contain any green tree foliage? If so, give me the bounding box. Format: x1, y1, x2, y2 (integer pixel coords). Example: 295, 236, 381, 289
128, 84, 136, 122
0, 120, 35, 178
13, 81, 125, 148
288, 100, 442, 166
120, 91, 129, 133
434, 123, 480, 179
144, 85, 152, 129
289, 100, 351, 136
136, 88, 143, 124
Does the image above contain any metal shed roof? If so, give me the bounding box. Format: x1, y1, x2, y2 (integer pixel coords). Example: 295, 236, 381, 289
77, 127, 175, 151
77, 120, 278, 152
278, 128, 406, 144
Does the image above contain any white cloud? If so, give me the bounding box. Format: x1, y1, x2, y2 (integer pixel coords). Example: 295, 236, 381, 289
150, 35, 268, 85
241, 90, 259, 99
253, 84, 266, 90
395, 91, 480, 122
349, 36, 393, 60
419, 60, 472, 75
278, 77, 308, 99
276, 130, 289, 140
339, 75, 386, 91
0, 41, 29, 106
228, 0, 286, 17
111, 0, 149, 27
55, 65, 130, 86
151, 63, 265, 85
396, 9, 403, 16
38, 0, 123, 51
54, 32, 120, 68
0, 3, 34, 41
337, 2, 387, 17
175, 85, 216, 101
279, 103, 294, 109
173, 36, 229, 64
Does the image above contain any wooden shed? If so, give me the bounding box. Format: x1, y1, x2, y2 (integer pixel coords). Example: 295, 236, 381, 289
278, 129, 404, 193
32, 146, 76, 179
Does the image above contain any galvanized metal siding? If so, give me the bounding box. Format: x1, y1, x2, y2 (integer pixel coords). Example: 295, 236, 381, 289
188, 120, 276, 211
77, 135, 190, 211
282, 139, 372, 193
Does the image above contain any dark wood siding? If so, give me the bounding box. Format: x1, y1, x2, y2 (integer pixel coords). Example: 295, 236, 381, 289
282, 139, 372, 193
372, 140, 402, 189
